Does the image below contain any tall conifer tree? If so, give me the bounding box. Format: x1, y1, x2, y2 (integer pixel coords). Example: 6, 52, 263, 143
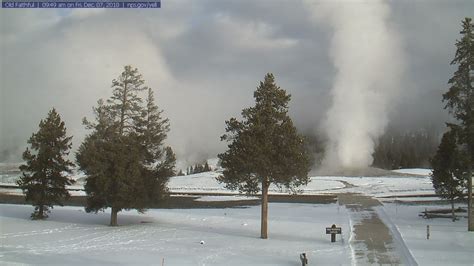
218, 73, 312, 239
441, 17, 474, 230
443, 17, 474, 159
431, 129, 469, 221
18, 108, 75, 219
77, 66, 175, 226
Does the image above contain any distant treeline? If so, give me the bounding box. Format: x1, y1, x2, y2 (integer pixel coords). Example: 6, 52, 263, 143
304, 127, 441, 170
372, 128, 440, 169
185, 162, 212, 175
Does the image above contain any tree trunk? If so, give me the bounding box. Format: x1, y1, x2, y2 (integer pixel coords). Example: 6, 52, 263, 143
261, 177, 269, 239
451, 199, 456, 222
110, 207, 119, 226
38, 205, 44, 219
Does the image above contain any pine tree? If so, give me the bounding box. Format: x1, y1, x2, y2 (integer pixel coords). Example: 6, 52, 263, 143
18, 108, 75, 219
204, 161, 211, 172
431, 129, 469, 221
195, 163, 203, 173
154, 147, 176, 181
441, 17, 474, 230
140, 88, 175, 201
218, 73, 312, 239
443, 17, 474, 159
77, 66, 175, 226
108, 65, 148, 135
141, 88, 170, 164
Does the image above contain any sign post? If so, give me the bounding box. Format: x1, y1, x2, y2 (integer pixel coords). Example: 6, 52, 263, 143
299, 253, 308, 266
469, 175, 473, 231
326, 224, 342, 242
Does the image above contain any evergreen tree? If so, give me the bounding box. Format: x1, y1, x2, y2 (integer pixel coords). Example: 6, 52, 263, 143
441, 18, 473, 229
108, 65, 148, 135
204, 161, 211, 172
77, 65, 174, 226
18, 108, 75, 219
140, 88, 170, 164
140, 88, 175, 201
218, 73, 312, 239
443, 17, 474, 159
431, 129, 469, 221
195, 163, 203, 173
154, 146, 176, 180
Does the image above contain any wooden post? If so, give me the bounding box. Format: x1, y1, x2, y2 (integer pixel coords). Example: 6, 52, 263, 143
300, 253, 308, 266
426, 225, 430, 240
469, 175, 473, 231
331, 224, 336, 242
261, 177, 269, 239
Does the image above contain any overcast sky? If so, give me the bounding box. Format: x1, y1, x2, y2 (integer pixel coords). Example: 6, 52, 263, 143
1, 0, 473, 167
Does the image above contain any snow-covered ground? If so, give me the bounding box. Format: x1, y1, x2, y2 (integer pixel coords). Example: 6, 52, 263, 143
311, 176, 434, 197
2, 167, 473, 265
0, 203, 352, 265
168, 171, 434, 198
194, 196, 259, 202
381, 203, 474, 265
1, 201, 472, 265
1, 168, 435, 197
392, 168, 433, 176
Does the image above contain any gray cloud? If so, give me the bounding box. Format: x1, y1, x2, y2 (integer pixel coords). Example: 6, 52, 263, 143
1, 1, 473, 169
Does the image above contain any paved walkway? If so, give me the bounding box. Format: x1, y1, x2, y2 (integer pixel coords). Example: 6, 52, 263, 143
338, 193, 407, 265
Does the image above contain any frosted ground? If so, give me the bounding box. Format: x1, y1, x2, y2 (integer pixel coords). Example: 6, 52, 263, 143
1, 203, 352, 265
1, 168, 473, 265
168, 168, 434, 197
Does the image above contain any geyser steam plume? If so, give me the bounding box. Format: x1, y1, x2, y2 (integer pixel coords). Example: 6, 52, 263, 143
307, 0, 405, 169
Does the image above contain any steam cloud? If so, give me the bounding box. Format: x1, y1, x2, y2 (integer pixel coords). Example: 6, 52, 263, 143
2, 2, 468, 168
306, 0, 405, 169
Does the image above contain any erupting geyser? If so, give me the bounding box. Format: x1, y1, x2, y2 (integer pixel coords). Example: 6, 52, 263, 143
306, 0, 405, 170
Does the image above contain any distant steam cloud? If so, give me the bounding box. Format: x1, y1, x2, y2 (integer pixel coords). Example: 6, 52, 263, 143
306, 0, 405, 169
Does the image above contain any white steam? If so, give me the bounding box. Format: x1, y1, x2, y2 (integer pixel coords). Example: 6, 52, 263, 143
306, 0, 405, 169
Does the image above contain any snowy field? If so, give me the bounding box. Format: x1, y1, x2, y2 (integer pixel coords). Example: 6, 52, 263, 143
0, 162, 433, 196
1, 167, 435, 198
2, 167, 473, 265
168, 169, 434, 198
381, 203, 474, 265
1, 201, 472, 265
0, 203, 352, 265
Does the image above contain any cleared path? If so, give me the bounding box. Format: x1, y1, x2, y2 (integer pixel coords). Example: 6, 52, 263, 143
338, 193, 416, 265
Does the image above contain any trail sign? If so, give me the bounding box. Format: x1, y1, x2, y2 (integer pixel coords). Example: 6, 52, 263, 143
326, 224, 342, 242
326, 227, 342, 234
